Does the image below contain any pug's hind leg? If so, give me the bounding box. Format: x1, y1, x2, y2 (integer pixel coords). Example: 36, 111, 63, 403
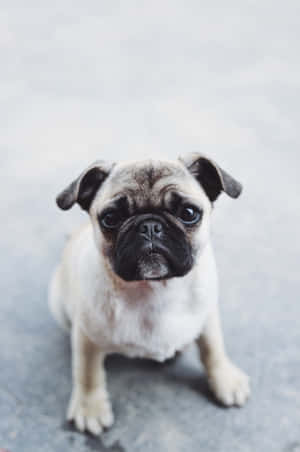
197, 304, 250, 407
68, 323, 114, 435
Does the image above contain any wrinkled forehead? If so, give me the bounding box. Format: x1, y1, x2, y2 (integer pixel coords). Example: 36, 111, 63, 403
98, 160, 208, 211
111, 160, 185, 190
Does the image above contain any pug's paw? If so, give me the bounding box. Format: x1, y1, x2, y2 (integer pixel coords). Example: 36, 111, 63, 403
67, 385, 114, 435
208, 360, 250, 407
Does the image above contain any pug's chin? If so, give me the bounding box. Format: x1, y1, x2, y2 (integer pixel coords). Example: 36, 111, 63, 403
137, 253, 169, 281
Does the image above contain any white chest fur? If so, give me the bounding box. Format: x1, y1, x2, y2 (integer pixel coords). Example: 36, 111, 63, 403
77, 237, 218, 362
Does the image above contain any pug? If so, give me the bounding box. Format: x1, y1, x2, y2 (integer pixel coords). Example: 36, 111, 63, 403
49, 153, 250, 435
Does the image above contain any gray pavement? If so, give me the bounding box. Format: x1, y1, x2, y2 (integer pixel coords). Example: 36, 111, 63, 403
1, 1, 300, 451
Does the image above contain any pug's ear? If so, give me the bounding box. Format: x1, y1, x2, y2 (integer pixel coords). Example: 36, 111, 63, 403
179, 153, 242, 202
56, 160, 115, 211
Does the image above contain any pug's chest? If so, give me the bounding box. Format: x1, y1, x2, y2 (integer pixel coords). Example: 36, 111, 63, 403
86, 283, 211, 361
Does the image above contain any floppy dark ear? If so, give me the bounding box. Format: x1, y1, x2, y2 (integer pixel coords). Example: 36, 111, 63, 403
56, 160, 114, 211
179, 153, 242, 202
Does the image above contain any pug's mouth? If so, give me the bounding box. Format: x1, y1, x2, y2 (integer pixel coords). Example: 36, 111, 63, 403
113, 227, 193, 282
137, 251, 169, 280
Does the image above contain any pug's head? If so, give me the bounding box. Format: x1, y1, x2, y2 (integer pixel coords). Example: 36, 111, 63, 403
56, 154, 242, 282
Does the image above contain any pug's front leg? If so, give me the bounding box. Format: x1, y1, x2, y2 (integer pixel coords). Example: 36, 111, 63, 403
197, 304, 250, 407
67, 322, 114, 435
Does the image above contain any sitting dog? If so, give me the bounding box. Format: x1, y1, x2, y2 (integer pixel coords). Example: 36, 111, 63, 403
49, 153, 250, 435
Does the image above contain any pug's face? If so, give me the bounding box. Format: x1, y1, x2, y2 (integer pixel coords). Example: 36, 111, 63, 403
56, 154, 242, 282
90, 160, 213, 281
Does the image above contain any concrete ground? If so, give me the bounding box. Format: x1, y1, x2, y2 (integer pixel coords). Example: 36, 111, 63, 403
1, 1, 300, 451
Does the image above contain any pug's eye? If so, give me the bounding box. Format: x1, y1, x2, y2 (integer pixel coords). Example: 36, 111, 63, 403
100, 211, 122, 229
178, 206, 202, 225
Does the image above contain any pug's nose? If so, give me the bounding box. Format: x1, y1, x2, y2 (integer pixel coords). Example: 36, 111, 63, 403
138, 220, 163, 240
